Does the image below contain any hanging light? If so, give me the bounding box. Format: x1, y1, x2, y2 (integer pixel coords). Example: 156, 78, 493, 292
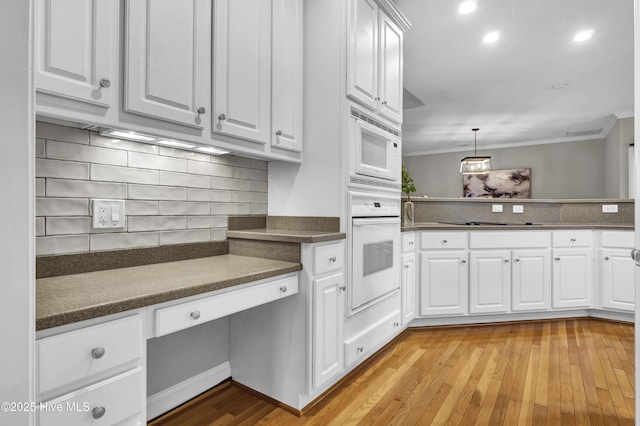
460, 128, 492, 174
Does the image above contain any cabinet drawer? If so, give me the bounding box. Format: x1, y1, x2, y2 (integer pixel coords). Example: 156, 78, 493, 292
37, 315, 142, 394
469, 231, 550, 249
552, 230, 593, 247
155, 275, 298, 337
402, 232, 416, 253
39, 367, 144, 426
420, 232, 467, 250
601, 231, 635, 248
313, 242, 345, 275
344, 310, 401, 366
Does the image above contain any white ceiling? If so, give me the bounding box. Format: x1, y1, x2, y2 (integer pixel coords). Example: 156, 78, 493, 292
397, 0, 634, 156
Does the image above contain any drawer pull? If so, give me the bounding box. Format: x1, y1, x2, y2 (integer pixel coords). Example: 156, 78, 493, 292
570, 238, 577, 242
555, 257, 561, 262
92, 406, 106, 419
409, 241, 414, 246
190, 311, 201, 320
339, 286, 346, 291
357, 346, 364, 353
504, 259, 510, 263
393, 321, 399, 327
99, 78, 111, 88
461, 259, 467, 264
91, 347, 106, 360
514, 258, 520, 262
604, 256, 610, 261
329, 256, 337, 263
280, 286, 288, 293
442, 240, 448, 244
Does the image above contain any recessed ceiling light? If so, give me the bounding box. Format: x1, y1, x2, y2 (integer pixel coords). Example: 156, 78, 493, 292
573, 30, 593, 42
458, 1, 477, 14
483, 31, 500, 43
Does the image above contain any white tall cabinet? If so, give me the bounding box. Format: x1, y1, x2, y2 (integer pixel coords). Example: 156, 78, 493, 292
125, 0, 210, 128
35, 0, 118, 111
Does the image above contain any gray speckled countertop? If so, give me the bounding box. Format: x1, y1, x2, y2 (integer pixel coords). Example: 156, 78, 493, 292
402, 222, 634, 232
227, 228, 346, 243
36, 255, 301, 330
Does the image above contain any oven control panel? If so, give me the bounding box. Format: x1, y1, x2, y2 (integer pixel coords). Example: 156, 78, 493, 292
350, 192, 401, 217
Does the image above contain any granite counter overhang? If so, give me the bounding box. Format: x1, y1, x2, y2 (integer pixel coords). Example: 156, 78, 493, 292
36, 254, 301, 331
226, 228, 346, 243
402, 222, 634, 232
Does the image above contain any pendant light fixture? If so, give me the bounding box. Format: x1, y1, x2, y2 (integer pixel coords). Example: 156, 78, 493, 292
460, 128, 492, 174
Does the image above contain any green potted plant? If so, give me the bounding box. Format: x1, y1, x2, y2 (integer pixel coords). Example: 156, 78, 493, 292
402, 166, 417, 224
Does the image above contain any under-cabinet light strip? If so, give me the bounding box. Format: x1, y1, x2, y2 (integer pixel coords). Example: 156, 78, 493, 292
99, 128, 230, 155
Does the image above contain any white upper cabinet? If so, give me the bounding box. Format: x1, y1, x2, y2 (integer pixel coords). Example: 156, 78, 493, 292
124, 0, 210, 129
347, 0, 379, 111
213, 0, 272, 144
271, 0, 303, 152
347, 0, 404, 124
35, 0, 118, 109
378, 13, 403, 123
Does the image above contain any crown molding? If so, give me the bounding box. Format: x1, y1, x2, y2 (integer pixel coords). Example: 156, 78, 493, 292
376, 0, 411, 31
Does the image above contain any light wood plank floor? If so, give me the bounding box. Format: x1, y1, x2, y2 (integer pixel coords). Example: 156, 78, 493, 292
149, 319, 634, 425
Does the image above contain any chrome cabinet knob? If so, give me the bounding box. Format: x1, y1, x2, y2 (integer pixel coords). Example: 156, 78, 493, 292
99, 78, 111, 88
339, 286, 346, 291
404, 265, 410, 269
91, 347, 106, 359
382, 100, 387, 105
275, 130, 283, 136
514, 258, 520, 262
357, 346, 364, 353
570, 238, 576, 242
280, 286, 287, 293
92, 406, 106, 419
374, 97, 380, 101
197, 106, 206, 115
555, 257, 561, 262
190, 311, 201, 320
504, 259, 510, 263
218, 113, 226, 121
442, 240, 448, 244
409, 241, 414, 246
604, 256, 610, 260
329, 256, 337, 263
461, 259, 467, 264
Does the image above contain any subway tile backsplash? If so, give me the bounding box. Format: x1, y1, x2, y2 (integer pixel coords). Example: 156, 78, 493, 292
35, 122, 269, 256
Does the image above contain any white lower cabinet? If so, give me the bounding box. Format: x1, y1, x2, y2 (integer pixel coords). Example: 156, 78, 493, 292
601, 248, 635, 311
419, 250, 468, 316
313, 273, 345, 388
552, 248, 593, 308
401, 253, 416, 325
469, 250, 511, 314
511, 249, 551, 311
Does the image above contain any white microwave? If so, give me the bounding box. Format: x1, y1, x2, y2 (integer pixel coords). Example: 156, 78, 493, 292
351, 117, 401, 183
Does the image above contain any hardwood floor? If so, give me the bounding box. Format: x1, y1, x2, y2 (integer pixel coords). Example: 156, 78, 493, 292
149, 319, 634, 425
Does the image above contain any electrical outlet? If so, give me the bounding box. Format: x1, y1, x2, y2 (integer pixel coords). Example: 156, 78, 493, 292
492, 204, 503, 213
92, 199, 126, 229
602, 204, 618, 213
512, 205, 524, 214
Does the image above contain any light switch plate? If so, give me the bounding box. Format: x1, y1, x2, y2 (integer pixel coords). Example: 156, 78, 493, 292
92, 199, 126, 229
512, 205, 524, 214
492, 204, 503, 213
602, 204, 618, 213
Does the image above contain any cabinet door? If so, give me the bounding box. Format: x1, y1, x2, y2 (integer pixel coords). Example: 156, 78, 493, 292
125, 0, 210, 128
213, 0, 272, 144
512, 249, 551, 311
469, 250, 511, 313
346, 0, 379, 110
552, 248, 593, 308
601, 248, 636, 312
35, 0, 118, 108
271, 0, 303, 152
378, 12, 403, 124
313, 273, 344, 389
401, 253, 416, 325
420, 251, 468, 316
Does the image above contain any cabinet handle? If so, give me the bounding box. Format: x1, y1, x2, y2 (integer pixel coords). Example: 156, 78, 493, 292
374, 97, 380, 101
393, 321, 399, 327
570, 238, 576, 242
604, 256, 610, 261
92, 406, 106, 419
514, 258, 520, 262
461, 259, 467, 264
218, 113, 227, 121
329, 256, 337, 263
404, 265, 410, 269
504, 259, 510, 263
99, 78, 111, 88
197, 106, 206, 115
555, 257, 561, 262
280, 286, 288, 293
382, 100, 387, 105
91, 347, 106, 360
275, 130, 283, 136
442, 240, 448, 244
357, 346, 364, 353
190, 311, 201, 320
409, 241, 414, 246
339, 286, 346, 291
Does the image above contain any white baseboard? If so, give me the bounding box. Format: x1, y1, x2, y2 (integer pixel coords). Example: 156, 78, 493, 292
409, 310, 591, 328
147, 361, 231, 421
588, 309, 634, 323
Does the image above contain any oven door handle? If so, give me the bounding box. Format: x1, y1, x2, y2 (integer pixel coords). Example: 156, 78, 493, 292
352, 217, 401, 226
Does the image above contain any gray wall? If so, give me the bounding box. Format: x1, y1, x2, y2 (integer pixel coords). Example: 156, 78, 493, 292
403, 138, 608, 199
147, 317, 230, 396
604, 117, 634, 198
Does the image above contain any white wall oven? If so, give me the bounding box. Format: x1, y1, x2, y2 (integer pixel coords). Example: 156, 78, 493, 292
349, 109, 401, 189
349, 191, 401, 315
